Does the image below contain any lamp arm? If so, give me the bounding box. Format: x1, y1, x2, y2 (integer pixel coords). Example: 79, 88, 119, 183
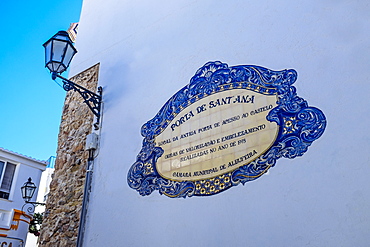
26, 201, 46, 206
53, 73, 103, 130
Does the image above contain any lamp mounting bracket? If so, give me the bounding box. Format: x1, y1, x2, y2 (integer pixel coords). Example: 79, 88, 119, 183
53, 73, 103, 130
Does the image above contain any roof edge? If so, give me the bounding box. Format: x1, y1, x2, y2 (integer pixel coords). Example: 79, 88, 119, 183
0, 147, 48, 165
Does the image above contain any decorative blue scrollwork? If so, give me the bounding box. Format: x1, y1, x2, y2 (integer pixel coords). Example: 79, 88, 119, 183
127, 61, 326, 198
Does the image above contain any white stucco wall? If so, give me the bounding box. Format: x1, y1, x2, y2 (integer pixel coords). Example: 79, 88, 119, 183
69, 1, 370, 246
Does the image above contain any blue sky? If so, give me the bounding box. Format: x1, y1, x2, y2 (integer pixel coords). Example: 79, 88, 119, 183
0, 0, 83, 161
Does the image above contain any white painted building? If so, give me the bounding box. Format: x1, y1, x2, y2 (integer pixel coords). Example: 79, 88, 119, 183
68, 0, 370, 246
25, 157, 54, 247
0, 148, 47, 247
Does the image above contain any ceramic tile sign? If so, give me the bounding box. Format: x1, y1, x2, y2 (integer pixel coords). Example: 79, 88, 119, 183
128, 61, 326, 198
0, 237, 23, 247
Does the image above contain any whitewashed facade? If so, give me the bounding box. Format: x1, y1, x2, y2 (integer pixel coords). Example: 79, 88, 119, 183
25, 157, 54, 247
69, 1, 370, 246
0, 148, 46, 247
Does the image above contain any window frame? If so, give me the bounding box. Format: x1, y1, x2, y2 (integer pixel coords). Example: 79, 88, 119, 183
0, 159, 18, 200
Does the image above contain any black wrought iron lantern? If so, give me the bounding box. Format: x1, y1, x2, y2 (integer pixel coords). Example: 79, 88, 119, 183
43, 31, 77, 78
21, 177, 37, 202
43, 30, 103, 130
21, 178, 45, 216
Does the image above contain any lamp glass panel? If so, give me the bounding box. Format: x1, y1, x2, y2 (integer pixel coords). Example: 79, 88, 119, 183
47, 61, 66, 73
26, 187, 35, 199
55, 62, 66, 73
44, 41, 52, 64
46, 62, 53, 72
63, 44, 77, 68
21, 186, 28, 200
52, 39, 67, 63
22, 183, 36, 201
46, 62, 54, 72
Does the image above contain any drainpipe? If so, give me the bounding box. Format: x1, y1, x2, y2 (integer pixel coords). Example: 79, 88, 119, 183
76, 133, 99, 247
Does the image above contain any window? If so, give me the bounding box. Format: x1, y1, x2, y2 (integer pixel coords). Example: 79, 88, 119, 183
0, 161, 16, 200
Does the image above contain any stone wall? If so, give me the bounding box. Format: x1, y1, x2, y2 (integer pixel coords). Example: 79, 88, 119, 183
38, 64, 100, 247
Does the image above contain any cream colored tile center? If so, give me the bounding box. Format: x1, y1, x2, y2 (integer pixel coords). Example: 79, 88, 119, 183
155, 89, 278, 181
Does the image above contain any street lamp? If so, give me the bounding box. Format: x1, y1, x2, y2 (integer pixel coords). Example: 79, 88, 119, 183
21, 177, 37, 202
21, 178, 45, 215
43, 31, 77, 76
43, 30, 103, 130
